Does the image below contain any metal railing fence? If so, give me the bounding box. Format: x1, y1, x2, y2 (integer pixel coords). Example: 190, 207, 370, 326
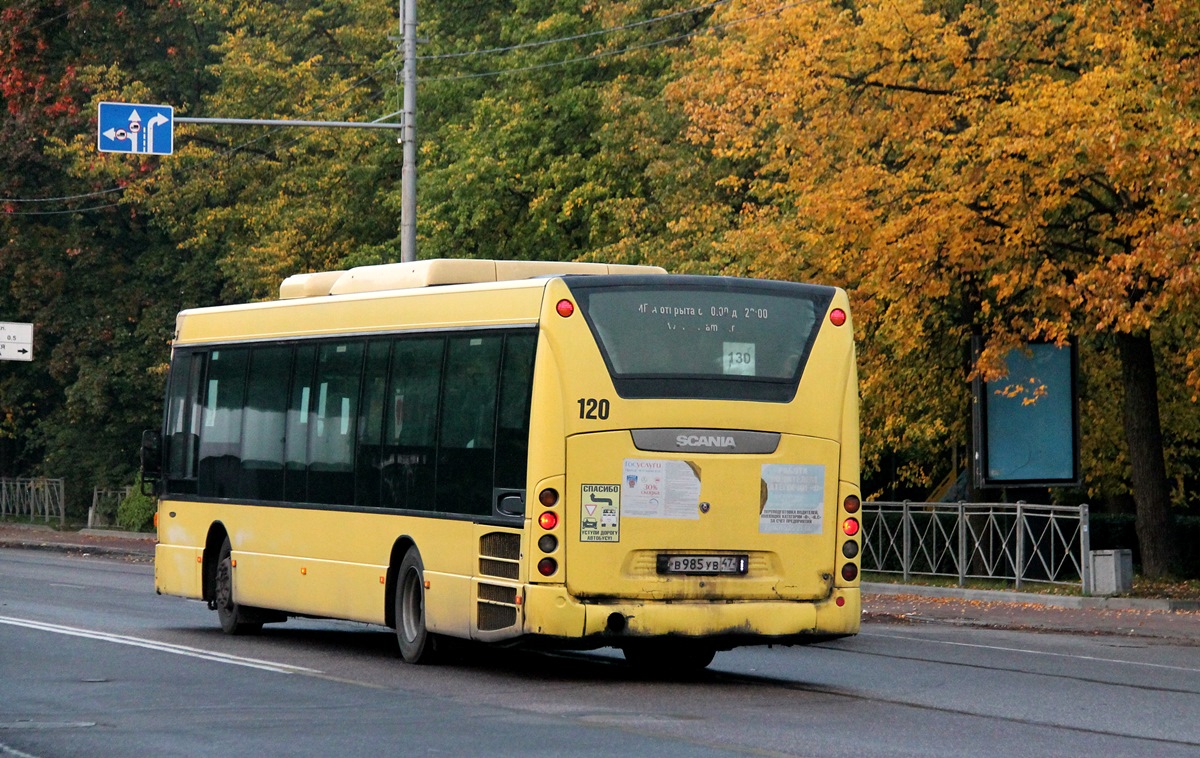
90, 486, 132, 529
0, 477, 66, 525
861, 500, 1091, 592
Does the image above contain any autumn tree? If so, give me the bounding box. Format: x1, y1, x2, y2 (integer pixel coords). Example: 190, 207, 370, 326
671, 0, 1200, 575
1, 0, 223, 509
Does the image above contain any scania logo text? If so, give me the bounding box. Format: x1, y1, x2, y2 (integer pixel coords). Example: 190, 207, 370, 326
631, 429, 779, 454
676, 435, 737, 449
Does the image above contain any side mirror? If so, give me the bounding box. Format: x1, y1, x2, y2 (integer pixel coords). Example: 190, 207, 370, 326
140, 430, 162, 496
495, 491, 525, 518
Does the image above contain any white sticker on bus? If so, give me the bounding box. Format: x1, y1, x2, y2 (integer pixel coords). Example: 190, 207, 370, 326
580, 484, 621, 542
622, 459, 701, 519
723, 341, 756, 375
760, 464, 825, 534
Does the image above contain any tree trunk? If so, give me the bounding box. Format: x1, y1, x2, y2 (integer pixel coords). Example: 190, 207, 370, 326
1116, 332, 1180, 578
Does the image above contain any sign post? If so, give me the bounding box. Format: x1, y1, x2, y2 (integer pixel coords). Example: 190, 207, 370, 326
0, 321, 34, 362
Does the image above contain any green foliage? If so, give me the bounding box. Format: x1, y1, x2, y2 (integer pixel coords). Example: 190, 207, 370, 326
142, 0, 402, 302
0, 0, 217, 511
3, 0, 1199, 536
117, 477, 156, 533
417, 1, 723, 265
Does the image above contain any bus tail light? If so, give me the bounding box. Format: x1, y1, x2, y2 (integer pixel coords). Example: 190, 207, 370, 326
841, 563, 858, 582
829, 308, 847, 326
556, 299, 575, 318
533, 484, 563, 578
843, 494, 860, 513
842, 517, 859, 537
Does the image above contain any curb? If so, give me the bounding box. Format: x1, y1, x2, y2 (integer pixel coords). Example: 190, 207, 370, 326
0, 539, 153, 561
79, 528, 156, 541
863, 581, 1200, 612
0, 525, 155, 561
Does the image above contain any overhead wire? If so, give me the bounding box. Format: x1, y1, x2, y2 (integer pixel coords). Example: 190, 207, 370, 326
3, 1, 802, 213
418, 0, 731, 61
422, 0, 816, 82
3, 188, 125, 204
2, 203, 124, 216
424, 30, 698, 82
1, 45, 398, 215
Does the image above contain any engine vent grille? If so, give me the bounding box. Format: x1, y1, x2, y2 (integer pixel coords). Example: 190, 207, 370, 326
480, 558, 520, 580
477, 583, 519, 631
479, 532, 521, 579
480, 532, 521, 560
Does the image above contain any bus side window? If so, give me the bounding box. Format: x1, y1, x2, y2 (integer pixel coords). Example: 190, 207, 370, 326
355, 340, 392, 508
197, 349, 249, 499
437, 336, 502, 516
307, 342, 364, 506
381, 338, 443, 511
285, 345, 318, 504
239, 345, 292, 501
494, 333, 536, 493
164, 351, 205, 495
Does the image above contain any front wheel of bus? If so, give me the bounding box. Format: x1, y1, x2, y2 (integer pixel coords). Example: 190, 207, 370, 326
215, 537, 262, 636
396, 547, 438, 664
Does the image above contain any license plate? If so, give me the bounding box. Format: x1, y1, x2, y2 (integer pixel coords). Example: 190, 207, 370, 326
657, 554, 748, 575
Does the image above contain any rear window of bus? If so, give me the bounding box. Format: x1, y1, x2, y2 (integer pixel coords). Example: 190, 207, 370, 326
566, 276, 834, 402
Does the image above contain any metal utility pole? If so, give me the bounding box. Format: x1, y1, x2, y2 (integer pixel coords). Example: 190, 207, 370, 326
400, 0, 418, 263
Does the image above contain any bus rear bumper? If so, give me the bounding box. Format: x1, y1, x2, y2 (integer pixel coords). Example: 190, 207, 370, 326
522, 584, 860, 646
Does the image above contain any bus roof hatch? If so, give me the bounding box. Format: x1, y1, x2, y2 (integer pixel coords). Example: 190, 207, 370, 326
279, 259, 666, 299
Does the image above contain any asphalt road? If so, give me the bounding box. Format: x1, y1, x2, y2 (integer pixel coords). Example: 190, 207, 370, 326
2, 547, 1198, 757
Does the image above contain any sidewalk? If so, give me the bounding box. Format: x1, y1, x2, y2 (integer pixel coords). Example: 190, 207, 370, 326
0, 522, 154, 562
863, 582, 1200, 645
2, 522, 1197, 644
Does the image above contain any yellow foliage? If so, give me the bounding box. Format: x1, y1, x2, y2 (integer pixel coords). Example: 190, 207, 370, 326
668, 0, 1200, 490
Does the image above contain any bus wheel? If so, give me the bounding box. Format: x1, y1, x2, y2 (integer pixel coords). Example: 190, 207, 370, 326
622, 640, 716, 674
215, 537, 262, 636
396, 547, 438, 664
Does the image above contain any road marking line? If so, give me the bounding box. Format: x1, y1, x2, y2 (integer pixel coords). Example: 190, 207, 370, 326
862, 630, 1200, 673
0, 615, 322, 675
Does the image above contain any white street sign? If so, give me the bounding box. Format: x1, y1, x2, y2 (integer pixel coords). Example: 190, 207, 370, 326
0, 321, 34, 362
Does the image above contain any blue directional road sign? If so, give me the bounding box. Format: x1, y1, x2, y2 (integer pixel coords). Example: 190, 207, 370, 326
97, 101, 174, 156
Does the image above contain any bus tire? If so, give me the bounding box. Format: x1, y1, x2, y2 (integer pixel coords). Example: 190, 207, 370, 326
215, 537, 263, 636
622, 640, 716, 674
396, 546, 438, 664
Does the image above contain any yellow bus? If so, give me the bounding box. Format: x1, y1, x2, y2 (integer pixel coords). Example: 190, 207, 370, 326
143, 258, 861, 671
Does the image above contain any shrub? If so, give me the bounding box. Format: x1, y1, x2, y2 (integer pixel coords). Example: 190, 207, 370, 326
117, 477, 156, 532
